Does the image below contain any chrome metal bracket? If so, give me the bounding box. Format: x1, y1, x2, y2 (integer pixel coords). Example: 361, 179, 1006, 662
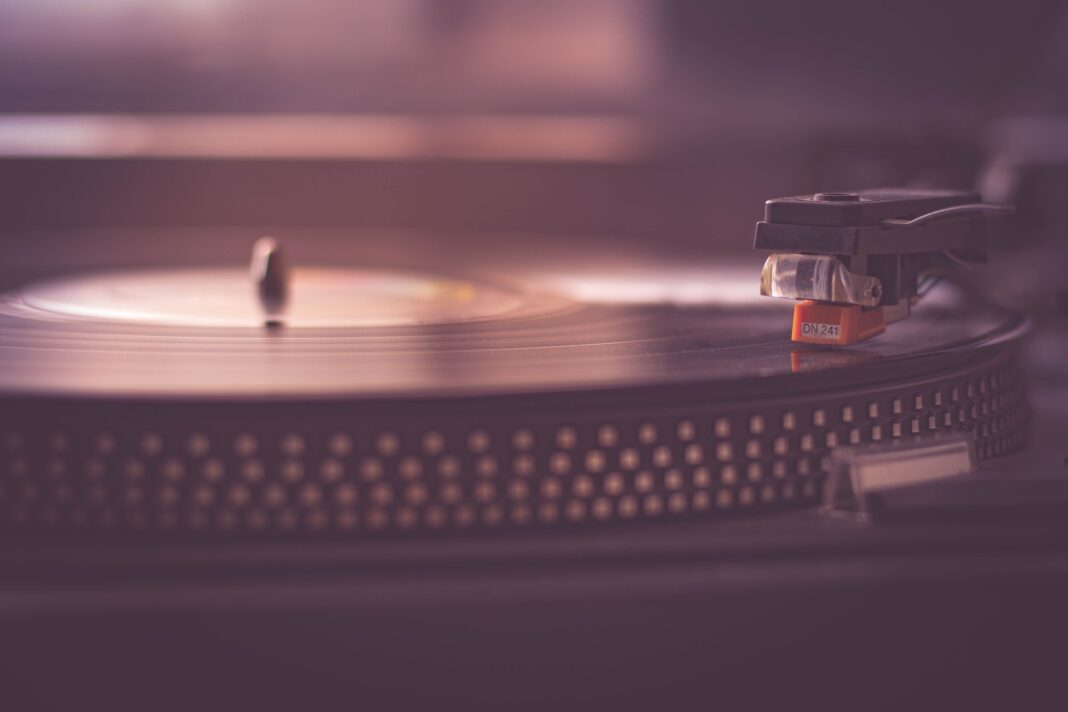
760, 253, 883, 307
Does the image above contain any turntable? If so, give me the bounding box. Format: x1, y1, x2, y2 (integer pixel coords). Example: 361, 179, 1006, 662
1, 190, 1066, 712
8, 0, 1068, 705
0, 190, 1033, 536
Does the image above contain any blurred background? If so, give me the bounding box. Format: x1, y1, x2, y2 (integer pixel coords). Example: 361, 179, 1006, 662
1, 0, 1067, 260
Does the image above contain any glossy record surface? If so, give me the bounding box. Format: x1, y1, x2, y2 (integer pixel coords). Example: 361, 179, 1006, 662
0, 263, 1025, 399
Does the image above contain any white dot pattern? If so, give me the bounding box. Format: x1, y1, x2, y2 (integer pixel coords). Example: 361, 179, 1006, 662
0, 359, 1029, 534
